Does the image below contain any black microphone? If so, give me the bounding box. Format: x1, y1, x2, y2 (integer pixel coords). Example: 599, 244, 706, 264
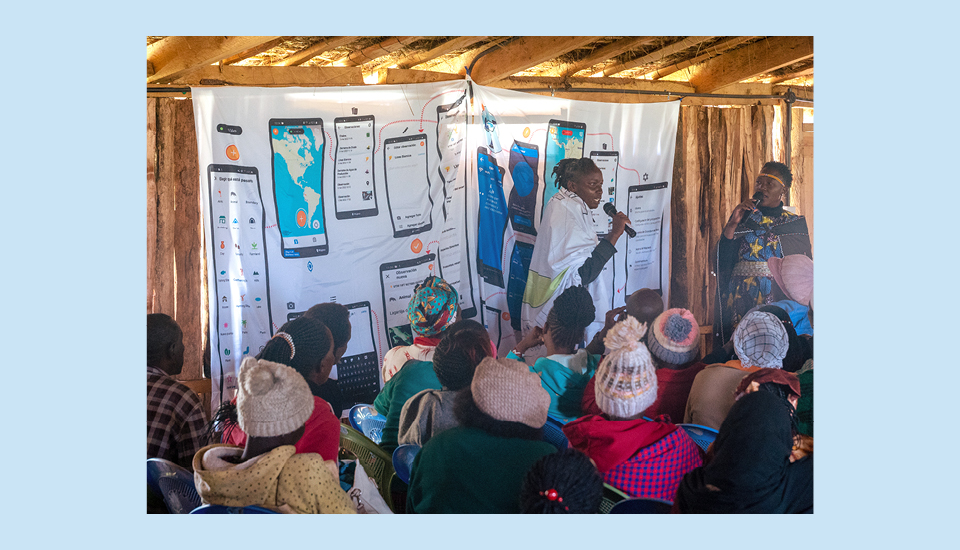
602, 202, 636, 238
752, 191, 764, 209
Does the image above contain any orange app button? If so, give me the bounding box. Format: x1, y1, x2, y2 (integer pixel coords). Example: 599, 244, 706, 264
523, 127, 531, 138
272, 128, 279, 135
428, 263, 434, 271
296, 210, 307, 227
411, 238, 423, 253
420, 141, 424, 146
226, 145, 239, 161
502, 312, 510, 321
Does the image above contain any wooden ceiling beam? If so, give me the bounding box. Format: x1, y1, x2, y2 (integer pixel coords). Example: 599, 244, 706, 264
470, 36, 601, 85
602, 36, 714, 77
376, 68, 464, 85
147, 36, 281, 83
769, 66, 813, 84
558, 36, 657, 78
335, 36, 424, 67
219, 37, 289, 65
642, 36, 755, 80
494, 75, 694, 94
688, 36, 813, 93
393, 36, 488, 70
168, 65, 363, 87
275, 36, 359, 67
423, 37, 511, 75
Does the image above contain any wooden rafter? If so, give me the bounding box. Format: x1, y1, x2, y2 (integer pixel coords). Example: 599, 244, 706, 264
334, 36, 423, 67
769, 66, 813, 84
147, 36, 281, 83
392, 36, 488, 70
602, 36, 714, 77
470, 36, 601, 85
219, 37, 288, 65
558, 36, 657, 78
642, 36, 755, 80
419, 37, 511, 75
688, 36, 813, 93
168, 65, 363, 87
276, 37, 359, 67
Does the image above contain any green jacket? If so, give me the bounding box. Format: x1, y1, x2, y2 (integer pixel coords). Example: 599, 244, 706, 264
373, 360, 442, 452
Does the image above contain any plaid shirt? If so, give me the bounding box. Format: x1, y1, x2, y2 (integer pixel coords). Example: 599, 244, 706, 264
147, 366, 207, 470
604, 428, 703, 501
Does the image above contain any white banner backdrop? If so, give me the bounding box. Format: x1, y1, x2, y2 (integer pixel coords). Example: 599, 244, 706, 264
193, 81, 678, 407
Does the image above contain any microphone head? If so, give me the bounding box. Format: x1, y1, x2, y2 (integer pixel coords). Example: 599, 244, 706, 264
602, 202, 617, 216
751, 191, 764, 202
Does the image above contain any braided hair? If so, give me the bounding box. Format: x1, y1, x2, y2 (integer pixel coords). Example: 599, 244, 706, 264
303, 302, 351, 351
552, 157, 601, 190
432, 319, 493, 391
519, 448, 604, 514
760, 161, 793, 188
546, 286, 596, 351
257, 316, 332, 380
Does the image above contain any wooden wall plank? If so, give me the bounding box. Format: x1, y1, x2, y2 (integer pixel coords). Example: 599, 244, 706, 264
670, 107, 689, 311
173, 100, 203, 380
147, 99, 158, 313
155, 101, 178, 318
695, 107, 711, 326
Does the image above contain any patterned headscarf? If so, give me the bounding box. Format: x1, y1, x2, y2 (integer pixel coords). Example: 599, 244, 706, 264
733, 311, 788, 369
407, 276, 459, 337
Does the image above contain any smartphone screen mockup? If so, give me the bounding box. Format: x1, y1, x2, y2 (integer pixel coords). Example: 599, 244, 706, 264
333, 115, 378, 220
436, 94, 466, 220
337, 301, 381, 406
207, 164, 274, 393
269, 118, 328, 258
476, 147, 508, 288
542, 119, 586, 216
506, 239, 535, 332
384, 134, 433, 238
508, 141, 540, 236
211, 123, 244, 165
589, 150, 619, 236
379, 254, 438, 348
624, 182, 669, 295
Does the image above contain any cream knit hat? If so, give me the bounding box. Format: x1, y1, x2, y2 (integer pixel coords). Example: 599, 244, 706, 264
236, 356, 315, 437
594, 317, 658, 420
471, 356, 550, 429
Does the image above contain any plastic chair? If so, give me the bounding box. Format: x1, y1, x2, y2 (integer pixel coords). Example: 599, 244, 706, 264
392, 444, 421, 484
541, 416, 569, 450
339, 424, 396, 511
147, 458, 202, 514
190, 504, 279, 514
349, 404, 387, 445
609, 497, 673, 514
598, 483, 630, 514
677, 423, 719, 454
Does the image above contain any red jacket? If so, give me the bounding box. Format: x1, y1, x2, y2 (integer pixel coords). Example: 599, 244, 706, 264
222, 396, 341, 462
580, 362, 707, 423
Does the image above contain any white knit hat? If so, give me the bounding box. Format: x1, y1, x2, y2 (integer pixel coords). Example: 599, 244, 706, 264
733, 311, 789, 369
594, 317, 658, 420
236, 356, 315, 437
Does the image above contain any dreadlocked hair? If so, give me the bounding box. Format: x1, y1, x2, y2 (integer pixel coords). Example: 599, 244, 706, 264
302, 302, 351, 350
257, 316, 332, 380
454, 386, 543, 441
760, 161, 793, 188
433, 319, 493, 391
519, 448, 604, 514
545, 286, 596, 351
552, 157, 600, 190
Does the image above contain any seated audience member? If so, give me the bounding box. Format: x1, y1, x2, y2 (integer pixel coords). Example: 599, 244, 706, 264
755, 304, 811, 373
302, 302, 352, 416
796, 360, 813, 437
148, 313, 207, 470
585, 287, 664, 356
193, 357, 355, 514
509, 286, 600, 422
398, 320, 493, 446
684, 311, 788, 430
733, 367, 810, 462
519, 448, 604, 514
674, 391, 813, 513
638, 308, 707, 422
768, 254, 814, 336
382, 276, 459, 384
406, 357, 557, 514
564, 318, 702, 501
219, 317, 341, 462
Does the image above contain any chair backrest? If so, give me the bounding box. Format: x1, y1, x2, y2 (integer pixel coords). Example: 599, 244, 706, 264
147, 458, 202, 514
349, 404, 387, 445
541, 416, 569, 450
190, 504, 279, 514
677, 423, 719, 454
598, 483, 630, 514
178, 378, 213, 421
339, 424, 396, 510
391, 444, 421, 484
609, 497, 673, 514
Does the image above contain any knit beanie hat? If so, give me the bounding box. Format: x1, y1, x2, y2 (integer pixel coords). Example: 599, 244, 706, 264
236, 356, 315, 437
768, 255, 813, 307
733, 311, 789, 369
407, 276, 459, 337
594, 317, 658, 420
646, 308, 700, 365
471, 356, 550, 428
